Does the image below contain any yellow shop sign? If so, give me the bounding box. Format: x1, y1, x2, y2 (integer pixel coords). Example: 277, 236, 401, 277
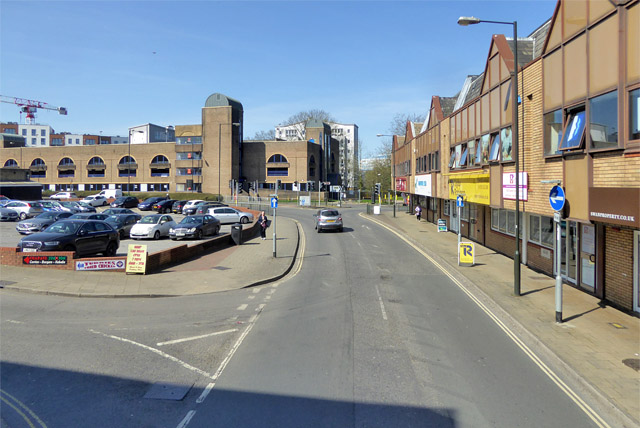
448, 172, 490, 205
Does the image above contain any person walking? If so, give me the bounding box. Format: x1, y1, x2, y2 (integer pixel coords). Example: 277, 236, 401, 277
259, 211, 268, 240
414, 203, 422, 221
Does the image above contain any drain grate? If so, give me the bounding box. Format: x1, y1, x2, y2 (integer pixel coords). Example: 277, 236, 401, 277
144, 382, 193, 401
623, 359, 640, 372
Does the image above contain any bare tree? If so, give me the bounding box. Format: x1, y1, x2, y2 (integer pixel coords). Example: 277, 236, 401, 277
250, 129, 275, 140
276, 109, 338, 141
388, 112, 424, 136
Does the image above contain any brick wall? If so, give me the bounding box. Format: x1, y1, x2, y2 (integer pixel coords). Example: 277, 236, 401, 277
526, 243, 554, 275
604, 226, 634, 310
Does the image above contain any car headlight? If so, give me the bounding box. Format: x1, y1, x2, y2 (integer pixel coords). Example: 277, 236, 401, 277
169, 228, 175, 233
188, 227, 196, 232
44, 241, 60, 246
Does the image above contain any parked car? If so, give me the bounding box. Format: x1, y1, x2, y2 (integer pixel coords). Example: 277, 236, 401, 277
0, 198, 11, 208
4, 201, 44, 220
81, 195, 108, 207
195, 202, 227, 215
169, 215, 220, 240
104, 213, 142, 239
182, 199, 204, 214
129, 214, 176, 240
38, 200, 65, 212
172, 200, 188, 214
57, 201, 83, 213
314, 209, 343, 233
50, 192, 78, 200
96, 189, 123, 199
138, 196, 167, 211
16, 211, 74, 235
206, 207, 254, 224
17, 219, 119, 257
0, 207, 19, 222
103, 208, 135, 215
68, 213, 109, 221
76, 202, 97, 213
153, 199, 176, 214
110, 196, 139, 208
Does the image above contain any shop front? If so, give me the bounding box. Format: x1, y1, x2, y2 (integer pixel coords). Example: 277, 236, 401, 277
448, 172, 490, 242
414, 174, 435, 223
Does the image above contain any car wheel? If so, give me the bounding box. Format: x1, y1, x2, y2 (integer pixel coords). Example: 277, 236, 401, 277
119, 230, 125, 239
196, 230, 203, 240
214, 226, 220, 235
339, 227, 344, 232
154, 231, 160, 240
240, 216, 249, 224
317, 227, 321, 233
19, 212, 27, 220
104, 241, 117, 256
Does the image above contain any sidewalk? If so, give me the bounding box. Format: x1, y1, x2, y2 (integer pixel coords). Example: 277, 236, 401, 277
0, 217, 299, 297
369, 207, 639, 427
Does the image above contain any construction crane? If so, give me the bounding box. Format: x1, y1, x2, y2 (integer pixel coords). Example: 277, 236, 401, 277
0, 95, 67, 124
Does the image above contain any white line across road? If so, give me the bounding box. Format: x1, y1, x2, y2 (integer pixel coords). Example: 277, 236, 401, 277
236, 304, 248, 311
156, 329, 238, 347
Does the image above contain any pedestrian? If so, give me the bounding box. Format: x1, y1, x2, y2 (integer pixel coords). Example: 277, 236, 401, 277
415, 204, 422, 221
259, 211, 268, 240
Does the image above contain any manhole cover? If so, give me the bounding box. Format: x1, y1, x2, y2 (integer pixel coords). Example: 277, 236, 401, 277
144, 382, 192, 401
212, 266, 230, 271
623, 359, 640, 372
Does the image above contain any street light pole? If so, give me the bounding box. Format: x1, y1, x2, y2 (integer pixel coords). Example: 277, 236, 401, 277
458, 16, 521, 296
377, 133, 396, 217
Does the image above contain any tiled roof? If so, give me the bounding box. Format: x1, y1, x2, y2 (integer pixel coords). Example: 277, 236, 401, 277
439, 97, 458, 118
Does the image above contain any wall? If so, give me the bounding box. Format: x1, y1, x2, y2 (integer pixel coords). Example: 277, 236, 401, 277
604, 226, 634, 310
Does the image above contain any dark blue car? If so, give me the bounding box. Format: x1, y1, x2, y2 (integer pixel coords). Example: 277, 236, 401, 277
138, 196, 167, 211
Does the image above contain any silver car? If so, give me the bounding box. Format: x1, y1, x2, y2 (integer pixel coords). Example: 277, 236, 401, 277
4, 201, 44, 220
206, 207, 254, 224
16, 211, 74, 234
0, 207, 19, 222
314, 209, 343, 233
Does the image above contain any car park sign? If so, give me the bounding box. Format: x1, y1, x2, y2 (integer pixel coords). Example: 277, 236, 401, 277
549, 185, 566, 211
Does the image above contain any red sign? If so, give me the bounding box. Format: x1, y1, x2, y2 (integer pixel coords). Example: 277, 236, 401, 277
395, 178, 407, 192
23, 255, 67, 265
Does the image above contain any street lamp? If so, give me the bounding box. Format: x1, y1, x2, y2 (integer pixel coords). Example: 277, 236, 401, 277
458, 15, 521, 296
219, 122, 240, 199
377, 133, 396, 217
127, 129, 144, 196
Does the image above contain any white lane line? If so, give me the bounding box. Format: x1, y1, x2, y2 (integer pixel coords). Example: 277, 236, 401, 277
157, 329, 238, 346
196, 383, 214, 404
264, 295, 272, 301
236, 304, 248, 311
362, 214, 611, 428
89, 329, 215, 380
247, 295, 256, 300
252, 288, 261, 294
375, 284, 388, 321
176, 410, 196, 428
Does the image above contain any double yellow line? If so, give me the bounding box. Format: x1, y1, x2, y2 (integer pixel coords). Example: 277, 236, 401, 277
1, 389, 47, 428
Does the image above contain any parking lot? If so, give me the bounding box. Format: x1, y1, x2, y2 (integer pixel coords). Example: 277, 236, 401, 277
0, 206, 248, 257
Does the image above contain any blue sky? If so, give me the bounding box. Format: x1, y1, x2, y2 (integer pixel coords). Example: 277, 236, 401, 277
1, 0, 556, 156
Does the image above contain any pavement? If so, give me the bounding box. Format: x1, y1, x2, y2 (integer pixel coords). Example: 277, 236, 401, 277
0, 205, 638, 426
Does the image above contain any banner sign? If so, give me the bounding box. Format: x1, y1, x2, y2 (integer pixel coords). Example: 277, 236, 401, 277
458, 242, 475, 266
126, 244, 148, 274
395, 177, 407, 192
76, 259, 125, 271
437, 218, 447, 232
414, 174, 432, 196
502, 172, 529, 201
448, 173, 490, 205
23, 255, 67, 266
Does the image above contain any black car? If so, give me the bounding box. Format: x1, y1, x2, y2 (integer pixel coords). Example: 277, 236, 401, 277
172, 200, 188, 214
153, 199, 176, 213
110, 196, 139, 208
69, 213, 109, 221
169, 215, 221, 240
105, 213, 142, 239
103, 208, 136, 215
138, 196, 167, 211
17, 220, 120, 257
16, 211, 74, 235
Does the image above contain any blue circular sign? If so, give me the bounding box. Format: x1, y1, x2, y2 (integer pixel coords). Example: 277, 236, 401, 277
549, 185, 565, 211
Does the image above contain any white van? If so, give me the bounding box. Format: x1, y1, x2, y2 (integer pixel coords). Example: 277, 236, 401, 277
96, 189, 123, 199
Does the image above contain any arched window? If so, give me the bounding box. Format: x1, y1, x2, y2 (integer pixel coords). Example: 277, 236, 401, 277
58, 157, 75, 178
88, 156, 106, 177
268, 154, 288, 163
267, 154, 288, 176
3, 159, 18, 168
118, 156, 137, 177
309, 155, 316, 177
150, 155, 170, 177
30, 158, 46, 178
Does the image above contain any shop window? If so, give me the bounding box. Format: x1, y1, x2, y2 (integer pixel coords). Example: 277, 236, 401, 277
559, 107, 586, 151
454, 145, 462, 169
492, 208, 523, 238
589, 90, 618, 150
544, 109, 563, 156
630, 88, 640, 141
500, 127, 513, 162
468, 140, 476, 167
529, 214, 554, 249
449, 148, 456, 168
461, 204, 470, 221
489, 132, 501, 162
443, 200, 450, 216
477, 134, 490, 164
458, 144, 468, 167
491, 208, 499, 229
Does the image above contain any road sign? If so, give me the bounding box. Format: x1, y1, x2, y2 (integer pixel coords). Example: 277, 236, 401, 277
271, 197, 278, 208
459, 242, 475, 266
456, 195, 464, 208
549, 185, 566, 211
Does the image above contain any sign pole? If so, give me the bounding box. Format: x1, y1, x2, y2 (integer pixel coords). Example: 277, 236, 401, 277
555, 212, 563, 323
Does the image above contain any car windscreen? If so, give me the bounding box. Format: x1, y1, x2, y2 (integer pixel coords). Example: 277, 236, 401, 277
139, 216, 160, 224
45, 221, 81, 234
105, 215, 124, 225
180, 216, 202, 224
36, 212, 58, 219
322, 210, 339, 217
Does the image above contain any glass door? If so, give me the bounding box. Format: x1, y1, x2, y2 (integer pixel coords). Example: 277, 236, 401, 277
469, 204, 477, 240
580, 224, 596, 292
560, 220, 578, 284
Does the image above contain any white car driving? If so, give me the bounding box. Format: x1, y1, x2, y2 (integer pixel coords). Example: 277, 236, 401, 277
129, 214, 177, 240
81, 195, 108, 207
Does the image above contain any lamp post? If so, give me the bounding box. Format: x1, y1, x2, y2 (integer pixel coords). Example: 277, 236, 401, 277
458, 16, 521, 296
128, 129, 144, 196
377, 133, 396, 217
218, 122, 241, 199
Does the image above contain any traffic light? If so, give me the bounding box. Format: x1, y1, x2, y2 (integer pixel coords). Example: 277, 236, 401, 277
308, 181, 315, 191
275, 179, 281, 190
320, 182, 326, 191
375, 183, 381, 194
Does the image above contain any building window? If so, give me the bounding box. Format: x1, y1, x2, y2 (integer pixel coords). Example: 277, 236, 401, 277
76, 138, 80, 144
468, 140, 476, 167
489, 132, 501, 162
268, 154, 288, 163
544, 109, 563, 156
51, 138, 63, 146
443, 200, 451, 216
41, 129, 46, 136
40, 138, 46, 145
529, 214, 554, 249
267, 167, 288, 177
31, 129, 36, 136
22, 129, 27, 136
85, 138, 96, 145
309, 155, 316, 177
559, 107, 586, 151
118, 156, 137, 177
501, 127, 513, 162
4, 159, 18, 167
589, 90, 618, 150
491, 208, 523, 238
630, 88, 640, 141
459, 144, 468, 168
477, 134, 490, 164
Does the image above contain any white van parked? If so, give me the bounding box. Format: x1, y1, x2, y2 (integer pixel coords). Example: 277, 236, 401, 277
96, 189, 123, 199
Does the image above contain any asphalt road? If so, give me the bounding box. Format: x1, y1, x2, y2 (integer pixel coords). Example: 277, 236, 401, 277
0, 206, 601, 428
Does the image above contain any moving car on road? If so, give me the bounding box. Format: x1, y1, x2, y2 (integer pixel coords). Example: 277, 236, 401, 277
169, 215, 220, 240
110, 196, 139, 208
314, 209, 343, 233
17, 219, 119, 257
104, 213, 142, 239
129, 214, 176, 240
206, 207, 253, 224
16, 211, 74, 234
81, 195, 108, 207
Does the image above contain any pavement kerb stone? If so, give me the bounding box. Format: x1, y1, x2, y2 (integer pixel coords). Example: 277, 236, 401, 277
362, 211, 639, 428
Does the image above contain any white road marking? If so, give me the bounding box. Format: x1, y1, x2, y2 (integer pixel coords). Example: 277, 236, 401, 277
156, 329, 238, 346
375, 285, 388, 321
176, 410, 196, 428
252, 288, 261, 294
236, 304, 248, 311
196, 383, 214, 404
264, 295, 271, 301
362, 213, 611, 428
247, 295, 256, 300
89, 329, 215, 380
5, 320, 24, 324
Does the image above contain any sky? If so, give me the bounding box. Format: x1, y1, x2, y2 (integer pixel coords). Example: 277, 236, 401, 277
1, 0, 557, 157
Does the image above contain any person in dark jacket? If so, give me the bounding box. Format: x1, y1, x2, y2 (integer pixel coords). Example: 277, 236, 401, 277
259, 211, 268, 240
